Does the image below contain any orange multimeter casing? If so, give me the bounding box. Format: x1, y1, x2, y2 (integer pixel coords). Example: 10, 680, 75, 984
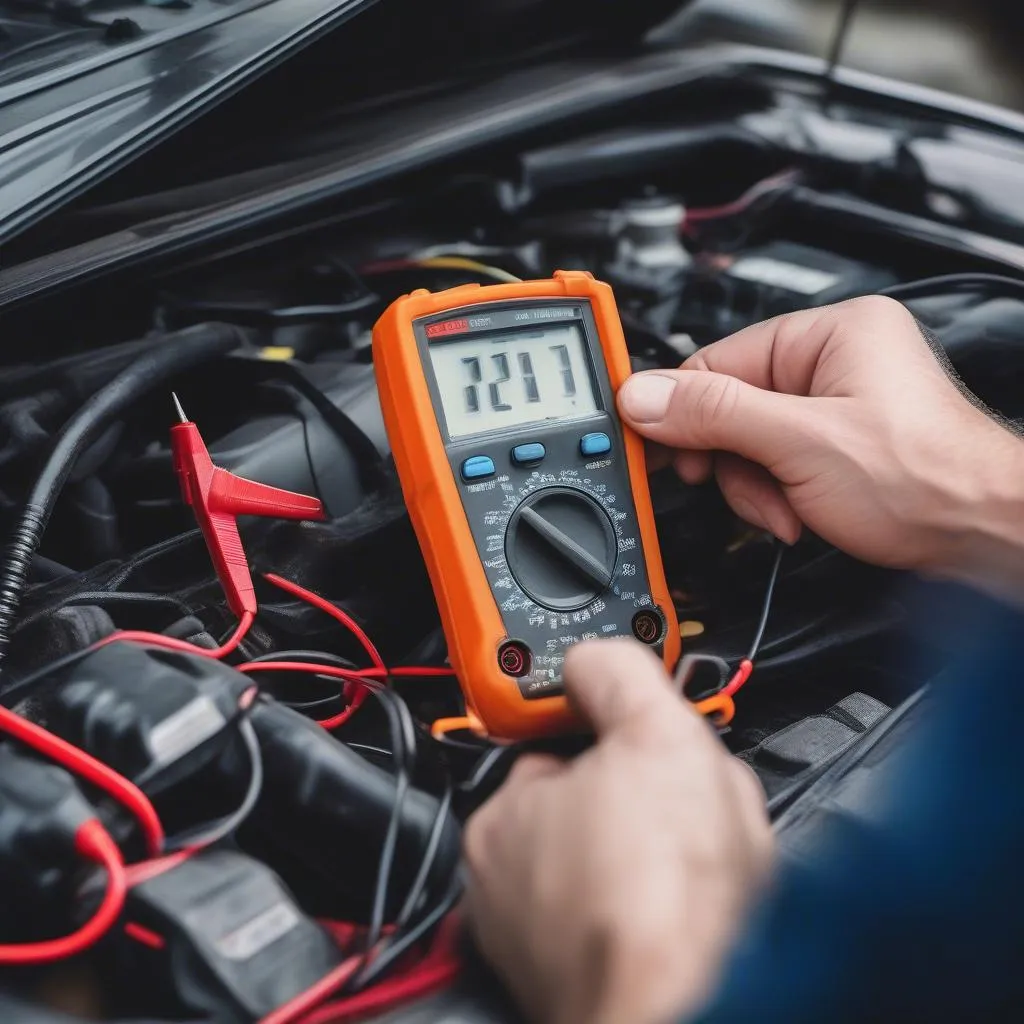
372, 271, 679, 740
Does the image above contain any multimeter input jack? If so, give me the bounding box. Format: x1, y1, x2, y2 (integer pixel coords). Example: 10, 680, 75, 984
498, 641, 531, 677
632, 609, 665, 645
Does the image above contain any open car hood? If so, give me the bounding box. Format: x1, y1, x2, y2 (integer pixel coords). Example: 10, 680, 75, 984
0, 0, 689, 249
0, 0, 379, 247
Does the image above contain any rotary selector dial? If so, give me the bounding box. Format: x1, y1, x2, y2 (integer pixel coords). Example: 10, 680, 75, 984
505, 487, 617, 611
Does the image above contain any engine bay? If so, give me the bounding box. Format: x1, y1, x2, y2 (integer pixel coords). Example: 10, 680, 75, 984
2, 70, 1024, 1020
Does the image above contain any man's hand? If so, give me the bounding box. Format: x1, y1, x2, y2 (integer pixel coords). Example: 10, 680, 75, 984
618, 296, 1024, 596
464, 639, 773, 1024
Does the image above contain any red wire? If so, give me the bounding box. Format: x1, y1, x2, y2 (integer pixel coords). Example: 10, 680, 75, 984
0, 819, 126, 965
123, 921, 166, 950
261, 575, 453, 679
390, 666, 453, 677
237, 662, 372, 729
298, 957, 459, 1024
297, 916, 461, 1024
237, 661, 453, 730
315, 705, 362, 731
0, 601, 252, 881
248, 575, 451, 728
237, 663, 451, 684
239, 662, 376, 684
262, 575, 385, 670
258, 955, 363, 1024
124, 849, 193, 889
261, 574, 455, 680
93, 611, 255, 660
683, 169, 800, 228
722, 658, 754, 698
0, 704, 164, 857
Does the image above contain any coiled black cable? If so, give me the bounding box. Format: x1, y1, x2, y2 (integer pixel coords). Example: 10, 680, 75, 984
0, 324, 244, 681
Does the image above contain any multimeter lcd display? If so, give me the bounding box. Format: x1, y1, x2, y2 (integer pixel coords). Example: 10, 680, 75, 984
428, 323, 599, 439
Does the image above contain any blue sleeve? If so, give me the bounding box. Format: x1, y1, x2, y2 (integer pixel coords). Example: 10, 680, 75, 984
695, 597, 1024, 1024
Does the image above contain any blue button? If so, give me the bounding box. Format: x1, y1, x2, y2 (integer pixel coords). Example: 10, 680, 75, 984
461, 455, 495, 481
580, 432, 611, 457
512, 442, 546, 465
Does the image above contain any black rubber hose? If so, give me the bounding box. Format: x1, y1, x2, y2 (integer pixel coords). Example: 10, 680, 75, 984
0, 323, 243, 679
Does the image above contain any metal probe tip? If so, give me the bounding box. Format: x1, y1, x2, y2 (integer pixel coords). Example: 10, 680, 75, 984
171, 392, 189, 424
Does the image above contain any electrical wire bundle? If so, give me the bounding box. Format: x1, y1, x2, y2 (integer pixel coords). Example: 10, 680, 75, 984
0, 324, 245, 677
0, 566, 462, 1007
234, 579, 464, 1009
0, 329, 461, 1021
0, 279, 808, 1020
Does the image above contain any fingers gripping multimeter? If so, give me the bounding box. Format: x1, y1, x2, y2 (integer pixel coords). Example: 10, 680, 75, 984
373, 271, 679, 740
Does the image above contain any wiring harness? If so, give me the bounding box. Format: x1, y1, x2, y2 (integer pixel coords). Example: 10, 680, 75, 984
0, 242, 887, 1020
0, 343, 464, 1021
0, 324, 244, 677
0, 387, 790, 1021
0, 745, 127, 965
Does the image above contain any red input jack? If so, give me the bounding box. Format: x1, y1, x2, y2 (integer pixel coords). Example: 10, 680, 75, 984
498, 642, 530, 677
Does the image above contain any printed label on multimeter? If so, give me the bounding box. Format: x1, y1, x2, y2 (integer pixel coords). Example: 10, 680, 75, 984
414, 300, 663, 700
373, 273, 678, 739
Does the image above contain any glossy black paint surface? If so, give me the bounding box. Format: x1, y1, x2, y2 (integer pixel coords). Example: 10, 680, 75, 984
0, 0, 378, 246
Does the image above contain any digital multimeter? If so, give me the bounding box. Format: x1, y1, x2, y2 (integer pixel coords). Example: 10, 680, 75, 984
373, 271, 679, 740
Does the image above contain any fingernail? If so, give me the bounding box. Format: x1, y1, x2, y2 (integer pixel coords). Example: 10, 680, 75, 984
755, 499, 803, 546
619, 374, 677, 423
768, 514, 803, 547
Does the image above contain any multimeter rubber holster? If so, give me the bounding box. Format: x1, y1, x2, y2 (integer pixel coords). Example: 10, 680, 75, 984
373, 272, 680, 741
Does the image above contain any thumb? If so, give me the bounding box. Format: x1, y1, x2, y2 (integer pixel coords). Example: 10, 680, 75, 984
563, 638, 701, 743
618, 369, 809, 472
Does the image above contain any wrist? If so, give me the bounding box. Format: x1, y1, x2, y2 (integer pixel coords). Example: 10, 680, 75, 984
584, 954, 710, 1024
578, 900, 746, 1024
930, 416, 1024, 602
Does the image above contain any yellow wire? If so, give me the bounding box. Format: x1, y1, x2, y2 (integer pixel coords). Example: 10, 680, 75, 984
417, 256, 521, 284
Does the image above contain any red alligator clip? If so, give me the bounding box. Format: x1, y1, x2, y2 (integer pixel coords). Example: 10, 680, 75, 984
170, 393, 325, 619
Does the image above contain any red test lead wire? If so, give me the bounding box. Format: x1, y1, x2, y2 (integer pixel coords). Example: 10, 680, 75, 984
296, 957, 458, 1024
264, 574, 384, 670
170, 394, 326, 621
390, 666, 454, 677
238, 661, 379, 730
260, 576, 452, 680
91, 397, 326, 662
237, 661, 454, 730
722, 658, 754, 698
93, 611, 255, 661
254, 575, 453, 728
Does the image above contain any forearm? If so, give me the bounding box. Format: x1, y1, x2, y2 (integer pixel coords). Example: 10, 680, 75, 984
691, 600, 1024, 1024
931, 416, 1024, 604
